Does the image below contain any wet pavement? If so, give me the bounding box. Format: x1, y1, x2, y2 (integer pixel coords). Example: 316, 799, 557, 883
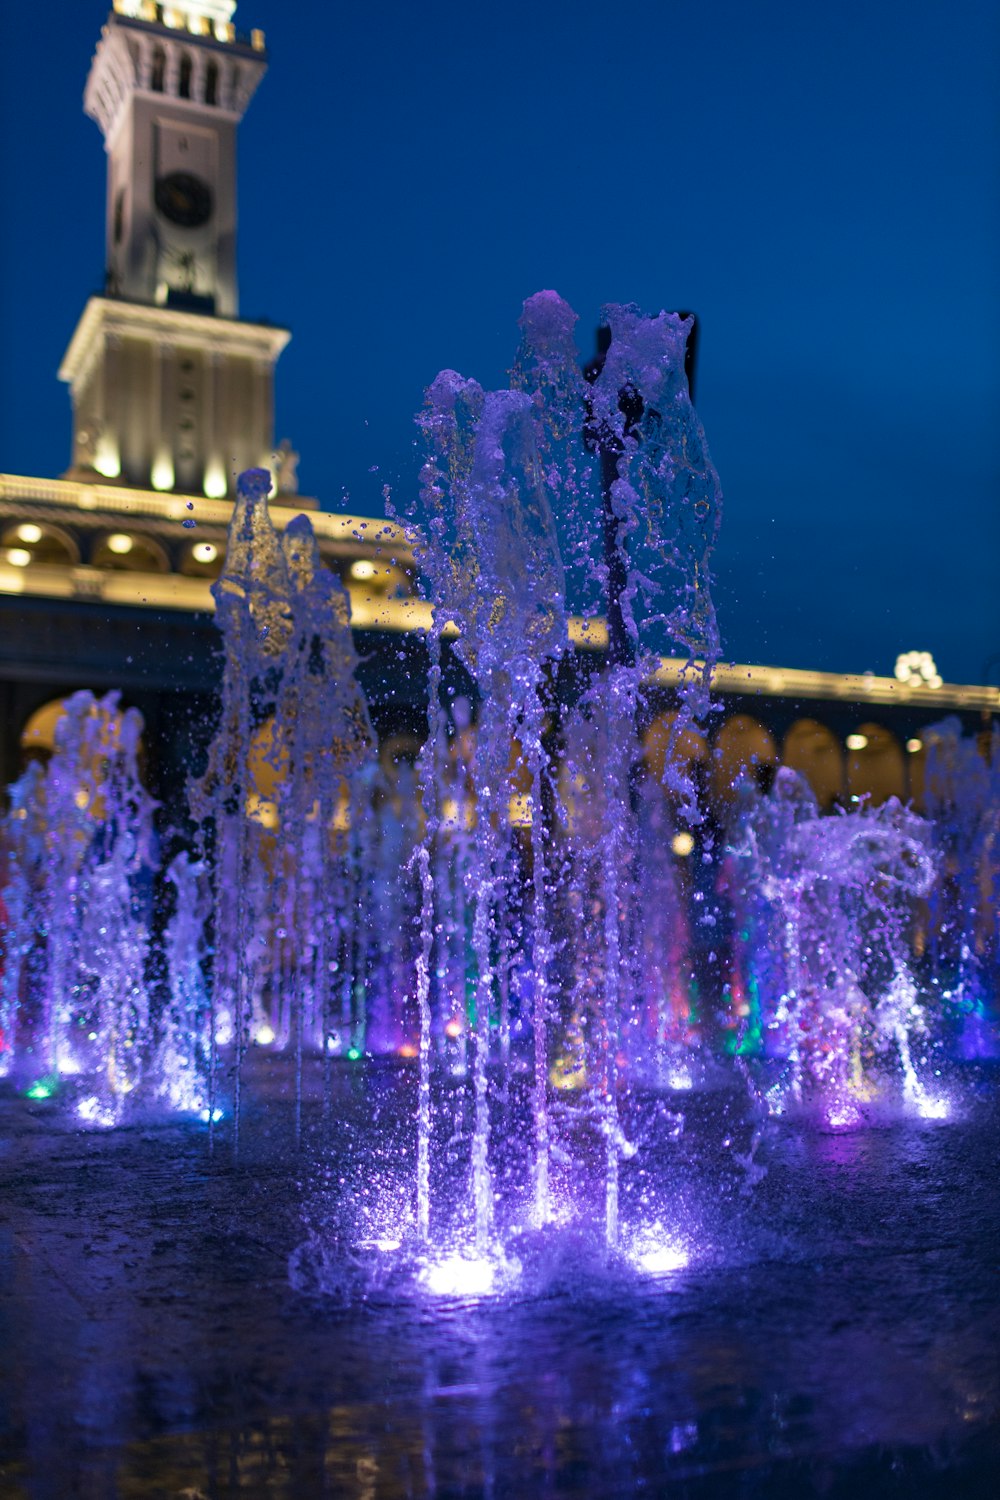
1, 1059, 999, 1498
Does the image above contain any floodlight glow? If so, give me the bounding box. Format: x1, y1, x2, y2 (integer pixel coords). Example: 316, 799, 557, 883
193, 542, 219, 564
25, 1078, 56, 1100
151, 452, 175, 492
16, 524, 42, 544
254, 1024, 276, 1046
6, 548, 31, 568
846, 733, 868, 751
203, 459, 228, 499
350, 559, 376, 581
106, 533, 134, 555
199, 1107, 224, 1123
671, 831, 694, 856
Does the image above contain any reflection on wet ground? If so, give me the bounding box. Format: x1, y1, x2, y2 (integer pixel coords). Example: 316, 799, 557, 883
1, 1061, 998, 1498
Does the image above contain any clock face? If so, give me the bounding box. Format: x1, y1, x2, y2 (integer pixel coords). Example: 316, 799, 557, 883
155, 171, 213, 229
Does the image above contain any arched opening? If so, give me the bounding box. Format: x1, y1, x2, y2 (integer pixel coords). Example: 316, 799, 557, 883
151, 45, 165, 92
2, 522, 79, 569
710, 714, 777, 806
642, 711, 708, 787
205, 59, 219, 105
507, 736, 535, 828
178, 52, 192, 100
20, 695, 145, 792
246, 717, 286, 831
904, 732, 929, 809
782, 718, 844, 809
845, 722, 906, 806
91, 531, 170, 573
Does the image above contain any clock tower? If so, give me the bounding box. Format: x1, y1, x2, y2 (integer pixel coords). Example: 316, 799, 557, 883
59, 1, 289, 499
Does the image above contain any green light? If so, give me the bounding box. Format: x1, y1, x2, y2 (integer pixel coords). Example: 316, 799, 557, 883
347, 1047, 361, 1061
25, 1077, 56, 1100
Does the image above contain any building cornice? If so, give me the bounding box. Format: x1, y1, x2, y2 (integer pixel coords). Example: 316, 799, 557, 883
0, 474, 412, 557
59, 298, 290, 390
650, 658, 1000, 714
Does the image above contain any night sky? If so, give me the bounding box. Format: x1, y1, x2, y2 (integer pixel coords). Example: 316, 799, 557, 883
1, 0, 997, 683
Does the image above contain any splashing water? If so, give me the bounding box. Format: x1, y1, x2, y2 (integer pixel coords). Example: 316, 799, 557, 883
0, 295, 995, 1298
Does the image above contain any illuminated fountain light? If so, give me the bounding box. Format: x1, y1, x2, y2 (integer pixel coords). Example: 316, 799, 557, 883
24, 1077, 58, 1101
254, 1023, 276, 1046
421, 1253, 498, 1299
199, 1107, 224, 1124
214, 1009, 234, 1046
629, 1225, 691, 1276
357, 1237, 403, 1253
824, 1100, 863, 1131
419, 1249, 520, 1300
56, 1052, 83, 1077
910, 1091, 951, 1121
77, 1096, 117, 1128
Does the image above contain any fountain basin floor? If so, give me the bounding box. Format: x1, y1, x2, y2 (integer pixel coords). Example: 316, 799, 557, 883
1, 1058, 998, 1499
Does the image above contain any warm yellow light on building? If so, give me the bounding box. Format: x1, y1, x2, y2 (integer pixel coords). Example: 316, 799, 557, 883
151, 452, 175, 492
509, 793, 532, 828
671, 831, 695, 856
906, 738, 923, 754
6, 548, 32, 568
16, 524, 42, 544
106, 533, 134, 556
93, 434, 121, 479
192, 542, 218, 564
351, 559, 376, 581
203, 459, 228, 499
894, 650, 942, 690
846, 733, 868, 751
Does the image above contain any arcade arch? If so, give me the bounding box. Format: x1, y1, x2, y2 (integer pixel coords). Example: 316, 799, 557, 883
710, 715, 777, 805
845, 722, 906, 806
782, 718, 844, 809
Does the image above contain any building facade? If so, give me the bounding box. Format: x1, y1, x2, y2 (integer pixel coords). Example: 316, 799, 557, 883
1, 1, 996, 824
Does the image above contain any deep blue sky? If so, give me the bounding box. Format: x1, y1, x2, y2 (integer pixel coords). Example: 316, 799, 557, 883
1, 1, 998, 682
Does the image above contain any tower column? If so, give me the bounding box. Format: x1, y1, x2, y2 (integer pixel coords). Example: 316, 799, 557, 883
95, 332, 122, 479
151, 341, 176, 492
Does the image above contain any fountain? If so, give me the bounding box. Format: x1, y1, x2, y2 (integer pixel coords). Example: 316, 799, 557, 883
0, 294, 996, 1270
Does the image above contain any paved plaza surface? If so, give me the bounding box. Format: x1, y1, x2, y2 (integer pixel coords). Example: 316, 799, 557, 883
1, 1060, 998, 1499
